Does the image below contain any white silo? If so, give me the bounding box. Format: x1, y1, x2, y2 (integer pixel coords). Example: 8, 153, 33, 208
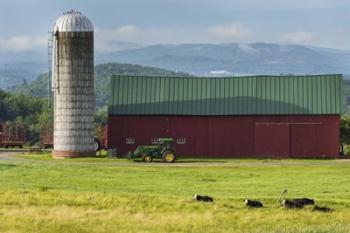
52, 10, 95, 157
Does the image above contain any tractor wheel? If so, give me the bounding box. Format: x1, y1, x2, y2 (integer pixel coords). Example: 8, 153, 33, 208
94, 138, 102, 152
142, 154, 153, 163
162, 150, 176, 163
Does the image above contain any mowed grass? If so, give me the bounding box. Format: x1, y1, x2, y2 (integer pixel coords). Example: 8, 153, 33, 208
1, 153, 350, 233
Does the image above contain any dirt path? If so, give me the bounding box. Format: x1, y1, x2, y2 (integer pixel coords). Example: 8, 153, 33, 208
0, 150, 27, 161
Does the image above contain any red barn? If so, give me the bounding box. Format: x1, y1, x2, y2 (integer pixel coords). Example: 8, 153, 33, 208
0, 123, 3, 146
107, 74, 344, 158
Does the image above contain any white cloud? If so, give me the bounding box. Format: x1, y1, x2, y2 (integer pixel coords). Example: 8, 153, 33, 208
95, 25, 200, 52
94, 22, 255, 53
281, 31, 315, 45
95, 25, 144, 53
208, 23, 253, 42
98, 25, 143, 40
115, 25, 142, 36
0, 35, 46, 52
238, 43, 258, 54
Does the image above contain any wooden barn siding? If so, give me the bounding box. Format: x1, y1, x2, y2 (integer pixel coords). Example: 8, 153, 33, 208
0, 123, 2, 145
107, 115, 339, 158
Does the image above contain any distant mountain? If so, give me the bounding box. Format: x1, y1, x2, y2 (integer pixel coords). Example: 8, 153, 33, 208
3, 42, 350, 91
96, 41, 143, 55
0, 62, 46, 90
97, 43, 350, 75
0, 41, 142, 91
0, 50, 46, 64
10, 63, 190, 108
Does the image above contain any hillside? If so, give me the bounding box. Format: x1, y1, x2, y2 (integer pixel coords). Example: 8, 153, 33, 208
9, 63, 190, 108
10, 62, 350, 111
98, 43, 350, 75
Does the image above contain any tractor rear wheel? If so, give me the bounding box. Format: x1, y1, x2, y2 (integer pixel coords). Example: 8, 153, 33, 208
162, 150, 176, 163
142, 154, 153, 162
94, 138, 102, 152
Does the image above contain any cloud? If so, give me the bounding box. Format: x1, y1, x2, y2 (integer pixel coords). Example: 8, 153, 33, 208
95, 23, 255, 52
95, 25, 198, 52
0, 35, 46, 52
208, 23, 253, 42
95, 25, 144, 53
115, 25, 142, 36
98, 25, 143, 40
238, 44, 258, 54
281, 31, 315, 45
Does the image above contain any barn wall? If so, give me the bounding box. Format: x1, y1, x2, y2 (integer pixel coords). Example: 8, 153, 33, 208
107, 115, 339, 158
0, 123, 2, 145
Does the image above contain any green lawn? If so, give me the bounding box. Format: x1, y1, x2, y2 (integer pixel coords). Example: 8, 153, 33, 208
1, 153, 350, 233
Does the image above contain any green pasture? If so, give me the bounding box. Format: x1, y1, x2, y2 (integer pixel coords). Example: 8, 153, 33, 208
0, 153, 350, 233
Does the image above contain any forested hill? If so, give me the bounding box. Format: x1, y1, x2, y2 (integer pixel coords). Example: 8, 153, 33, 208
9, 63, 190, 108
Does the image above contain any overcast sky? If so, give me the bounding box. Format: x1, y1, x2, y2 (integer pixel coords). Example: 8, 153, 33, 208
0, 0, 350, 53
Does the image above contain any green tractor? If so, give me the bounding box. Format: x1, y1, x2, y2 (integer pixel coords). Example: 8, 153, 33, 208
127, 138, 176, 163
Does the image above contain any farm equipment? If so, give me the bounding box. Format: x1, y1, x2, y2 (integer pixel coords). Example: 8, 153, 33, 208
40, 124, 53, 149
94, 125, 108, 151
0, 121, 26, 148
127, 138, 176, 163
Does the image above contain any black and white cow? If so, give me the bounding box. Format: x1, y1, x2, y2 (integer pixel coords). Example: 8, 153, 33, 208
281, 199, 304, 209
244, 199, 263, 208
192, 194, 214, 202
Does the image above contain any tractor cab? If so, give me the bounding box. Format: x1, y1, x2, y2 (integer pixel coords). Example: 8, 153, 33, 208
152, 137, 174, 148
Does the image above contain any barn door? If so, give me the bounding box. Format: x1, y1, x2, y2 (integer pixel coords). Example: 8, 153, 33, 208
290, 124, 320, 158
255, 123, 290, 157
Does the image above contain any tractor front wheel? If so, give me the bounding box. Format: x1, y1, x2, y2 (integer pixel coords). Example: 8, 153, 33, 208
162, 150, 176, 163
142, 154, 153, 162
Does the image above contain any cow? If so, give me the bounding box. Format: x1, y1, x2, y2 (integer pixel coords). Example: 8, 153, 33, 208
244, 199, 263, 208
292, 198, 315, 206
192, 194, 214, 202
313, 205, 334, 213
281, 198, 315, 209
281, 199, 304, 209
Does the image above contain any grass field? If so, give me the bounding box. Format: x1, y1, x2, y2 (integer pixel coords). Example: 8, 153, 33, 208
1, 153, 350, 233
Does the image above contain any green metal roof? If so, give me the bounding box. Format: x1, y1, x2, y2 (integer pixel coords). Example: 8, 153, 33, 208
109, 74, 344, 115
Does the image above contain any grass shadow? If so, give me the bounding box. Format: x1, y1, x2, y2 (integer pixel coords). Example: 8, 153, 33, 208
0, 164, 17, 171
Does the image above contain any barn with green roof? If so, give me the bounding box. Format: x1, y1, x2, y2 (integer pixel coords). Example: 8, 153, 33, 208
107, 74, 344, 158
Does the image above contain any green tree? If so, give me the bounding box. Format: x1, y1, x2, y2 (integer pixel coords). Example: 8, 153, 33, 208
340, 115, 350, 144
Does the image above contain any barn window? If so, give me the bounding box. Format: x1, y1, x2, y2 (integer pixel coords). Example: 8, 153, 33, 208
126, 138, 135, 144
176, 137, 186, 144
151, 138, 158, 144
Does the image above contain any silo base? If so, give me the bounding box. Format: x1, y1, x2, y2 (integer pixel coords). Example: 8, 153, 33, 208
52, 150, 96, 158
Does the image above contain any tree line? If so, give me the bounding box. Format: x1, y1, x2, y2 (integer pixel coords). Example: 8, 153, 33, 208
0, 89, 108, 145
0, 89, 52, 144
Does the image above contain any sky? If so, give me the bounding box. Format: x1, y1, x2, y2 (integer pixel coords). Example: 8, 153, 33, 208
0, 0, 350, 54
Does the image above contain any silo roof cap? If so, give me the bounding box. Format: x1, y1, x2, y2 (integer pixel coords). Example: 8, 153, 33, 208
54, 10, 93, 32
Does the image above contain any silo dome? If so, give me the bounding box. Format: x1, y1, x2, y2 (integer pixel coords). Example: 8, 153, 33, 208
52, 10, 95, 158
54, 10, 93, 32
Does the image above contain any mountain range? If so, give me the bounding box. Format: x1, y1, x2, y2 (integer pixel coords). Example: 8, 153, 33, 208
98, 43, 350, 75
1, 42, 350, 91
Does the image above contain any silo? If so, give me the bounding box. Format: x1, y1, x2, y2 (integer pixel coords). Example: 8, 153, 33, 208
52, 10, 95, 157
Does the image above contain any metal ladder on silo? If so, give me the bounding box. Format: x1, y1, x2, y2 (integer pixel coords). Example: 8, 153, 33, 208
47, 31, 53, 109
